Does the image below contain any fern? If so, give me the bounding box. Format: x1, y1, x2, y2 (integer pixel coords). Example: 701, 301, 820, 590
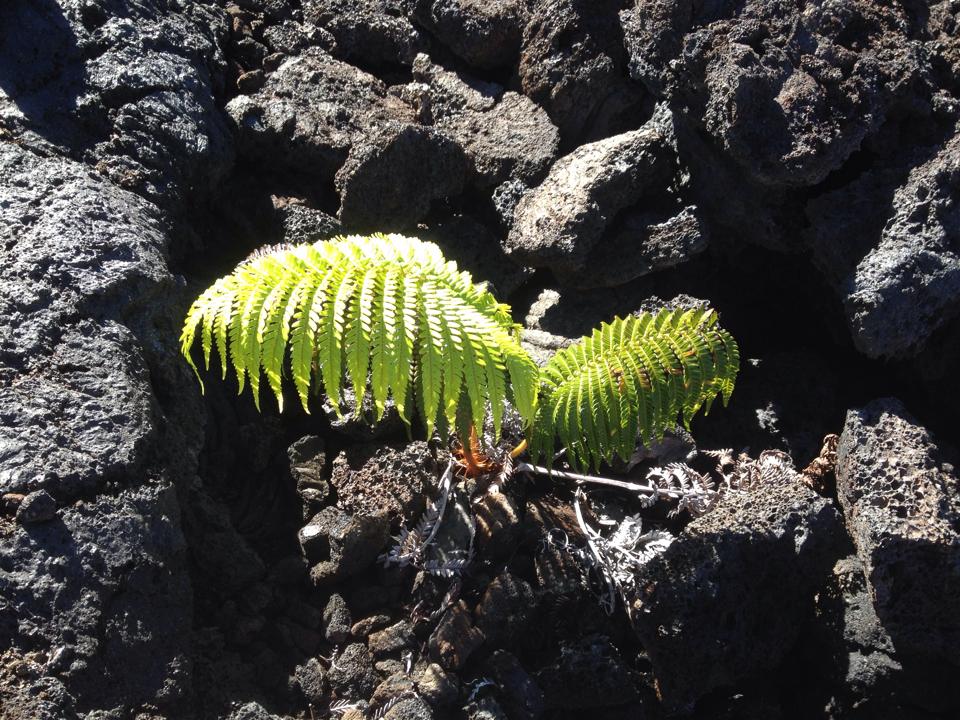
529, 308, 740, 471
180, 234, 539, 440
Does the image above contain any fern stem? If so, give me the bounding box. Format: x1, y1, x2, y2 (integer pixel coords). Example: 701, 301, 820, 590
513, 462, 691, 500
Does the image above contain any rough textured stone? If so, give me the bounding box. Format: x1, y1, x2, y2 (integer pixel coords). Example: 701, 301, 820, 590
294, 657, 327, 704
330, 442, 439, 524
381, 695, 435, 720
14, 491, 57, 525
226, 48, 414, 183
323, 593, 353, 644
627, 475, 846, 711
327, 643, 377, 699
335, 122, 469, 231
621, 0, 933, 187
322, 386, 405, 441
0, 0, 231, 209
287, 435, 330, 515
505, 125, 674, 277
836, 398, 960, 665
305, 0, 425, 68
272, 196, 343, 244
482, 651, 544, 720
301, 507, 391, 585
473, 573, 536, 650
415, 0, 526, 71
368, 620, 416, 657
520, 0, 646, 146
841, 128, 960, 359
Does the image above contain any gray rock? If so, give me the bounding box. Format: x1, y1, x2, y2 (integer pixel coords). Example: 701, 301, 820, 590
843, 128, 960, 358
520, 0, 646, 145
262, 19, 334, 55
351, 614, 393, 638
287, 435, 330, 515
626, 474, 845, 711
335, 122, 469, 231
492, 179, 529, 229
381, 695, 435, 720
272, 196, 343, 245
621, 0, 932, 188
302, 506, 391, 585
0, 484, 193, 714
304, 0, 425, 68
428, 602, 484, 671
323, 593, 353, 644
415, 0, 526, 71
226, 49, 414, 183
836, 398, 960, 665
330, 442, 438, 525
473, 491, 524, 560
563, 205, 709, 289
464, 696, 509, 720
534, 635, 637, 710
327, 643, 377, 699
420, 214, 531, 299
438, 91, 559, 189
407, 54, 500, 122
505, 125, 674, 277
294, 658, 327, 704
225, 701, 283, 720
14, 491, 57, 525
0, 0, 232, 209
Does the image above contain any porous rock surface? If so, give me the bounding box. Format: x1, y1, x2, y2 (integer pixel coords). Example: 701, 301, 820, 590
836, 398, 960, 665
627, 474, 845, 712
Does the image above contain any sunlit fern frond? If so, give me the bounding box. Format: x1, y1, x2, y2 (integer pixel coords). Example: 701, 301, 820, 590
529, 308, 740, 471
180, 234, 539, 440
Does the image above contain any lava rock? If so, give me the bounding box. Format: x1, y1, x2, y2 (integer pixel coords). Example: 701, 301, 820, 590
405, 54, 500, 122
417, 663, 459, 707
836, 398, 960, 665
474, 573, 536, 651
335, 122, 469, 231
294, 657, 327, 704
368, 620, 416, 657
621, 0, 933, 187
534, 635, 638, 710
14, 490, 57, 525
271, 196, 343, 245
414, 0, 527, 71
287, 435, 329, 514
323, 593, 353, 644
226, 48, 414, 183
327, 643, 377, 699
473, 491, 524, 560
381, 695, 435, 720
492, 179, 528, 229
519, 0, 646, 146
301, 506, 391, 585
464, 696, 509, 720
322, 386, 405, 441
626, 474, 846, 711
842, 127, 960, 359
262, 19, 334, 55
0, 0, 232, 209
351, 614, 393, 639
437, 91, 560, 190
304, 0, 425, 68
226, 701, 283, 720
428, 602, 484, 671
505, 124, 674, 277
330, 442, 439, 524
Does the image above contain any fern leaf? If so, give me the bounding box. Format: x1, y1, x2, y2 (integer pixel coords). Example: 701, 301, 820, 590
534, 309, 740, 470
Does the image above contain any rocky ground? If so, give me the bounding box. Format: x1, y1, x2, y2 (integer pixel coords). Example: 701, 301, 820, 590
1, 1, 959, 719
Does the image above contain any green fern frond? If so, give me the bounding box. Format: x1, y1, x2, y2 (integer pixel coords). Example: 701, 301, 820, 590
180, 234, 539, 439
530, 309, 740, 471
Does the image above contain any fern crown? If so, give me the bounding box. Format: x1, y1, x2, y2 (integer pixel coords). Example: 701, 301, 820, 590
180, 233, 540, 440
181, 234, 739, 468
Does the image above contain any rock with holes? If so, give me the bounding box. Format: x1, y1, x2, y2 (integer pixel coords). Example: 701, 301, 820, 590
473, 572, 536, 652
14, 490, 57, 525
381, 695, 435, 720
0, 0, 231, 210
482, 651, 544, 720
323, 593, 353, 644
330, 442, 438, 524
301, 506, 390, 585
535, 636, 638, 710
626, 473, 845, 711
271, 196, 343, 245
519, 0, 646, 145
327, 643, 377, 699
836, 398, 960, 666
368, 620, 416, 657
505, 125, 674, 277
304, 0, 425, 68
335, 122, 469, 231
621, 0, 934, 188
415, 0, 527, 71
226, 48, 414, 184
